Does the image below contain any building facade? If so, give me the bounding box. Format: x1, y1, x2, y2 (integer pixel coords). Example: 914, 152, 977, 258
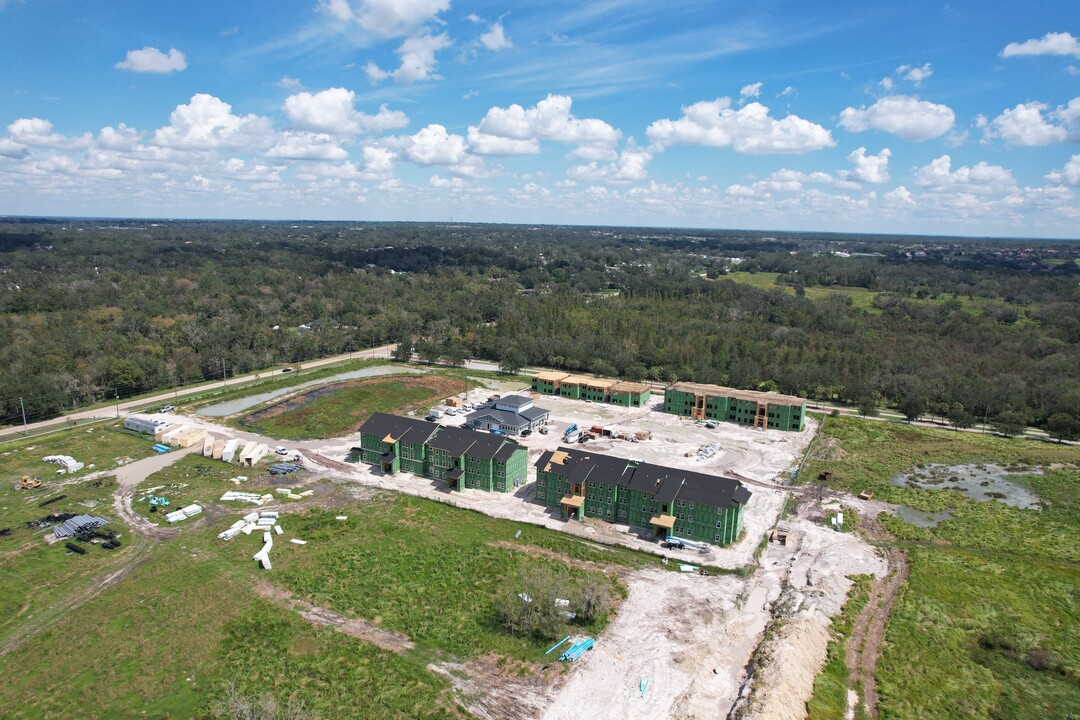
465, 395, 550, 434
353, 413, 528, 492
663, 382, 806, 431
531, 372, 651, 407
534, 447, 750, 545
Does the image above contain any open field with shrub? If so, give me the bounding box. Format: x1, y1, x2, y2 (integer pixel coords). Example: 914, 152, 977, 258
0, 478, 663, 717
804, 416, 1080, 719
0, 423, 158, 645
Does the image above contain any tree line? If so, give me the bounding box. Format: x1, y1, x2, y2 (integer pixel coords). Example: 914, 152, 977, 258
0, 219, 1077, 440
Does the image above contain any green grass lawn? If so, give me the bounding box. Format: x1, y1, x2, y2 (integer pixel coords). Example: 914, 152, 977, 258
0, 486, 661, 718
0, 423, 160, 645
275, 495, 652, 659
239, 375, 469, 440
803, 416, 1080, 720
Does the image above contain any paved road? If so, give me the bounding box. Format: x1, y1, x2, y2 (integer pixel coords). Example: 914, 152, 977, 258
0, 345, 396, 440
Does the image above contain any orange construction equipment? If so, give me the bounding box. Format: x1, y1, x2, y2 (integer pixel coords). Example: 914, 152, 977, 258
16, 476, 42, 490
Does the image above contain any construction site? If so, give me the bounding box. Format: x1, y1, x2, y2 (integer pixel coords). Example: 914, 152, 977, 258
1, 366, 893, 720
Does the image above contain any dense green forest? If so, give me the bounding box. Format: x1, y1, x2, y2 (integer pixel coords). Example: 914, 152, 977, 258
1, 219, 1078, 438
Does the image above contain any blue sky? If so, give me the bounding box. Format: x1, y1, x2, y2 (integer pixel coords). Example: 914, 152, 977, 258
1, 0, 1078, 237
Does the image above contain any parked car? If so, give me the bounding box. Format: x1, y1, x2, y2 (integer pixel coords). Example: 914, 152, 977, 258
539, 427, 549, 435
520, 428, 532, 437
275, 446, 288, 455
705, 420, 719, 429
159, 405, 175, 414
281, 367, 294, 373
425, 415, 438, 422
446, 408, 458, 416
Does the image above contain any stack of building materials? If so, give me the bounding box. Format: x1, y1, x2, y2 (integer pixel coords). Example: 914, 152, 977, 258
222, 439, 240, 463
52, 514, 108, 538
165, 504, 203, 524
202, 435, 216, 457
253, 530, 273, 570
212, 438, 225, 459
220, 491, 264, 505
242, 444, 268, 467
269, 462, 302, 475
152, 444, 171, 453
559, 638, 594, 662
42, 455, 84, 474
176, 427, 207, 448
237, 441, 257, 465
218, 518, 247, 541
159, 425, 188, 445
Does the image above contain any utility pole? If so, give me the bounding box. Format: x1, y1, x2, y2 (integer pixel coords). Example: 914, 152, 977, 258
222, 359, 228, 387
115, 391, 120, 419
19, 397, 28, 436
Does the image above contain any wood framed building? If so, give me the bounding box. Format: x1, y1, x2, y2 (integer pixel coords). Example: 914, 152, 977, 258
352, 413, 528, 492
663, 382, 806, 431
534, 447, 750, 545
531, 372, 651, 407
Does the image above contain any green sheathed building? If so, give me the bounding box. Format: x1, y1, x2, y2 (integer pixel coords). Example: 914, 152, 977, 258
663, 382, 806, 432
534, 447, 750, 545
352, 413, 527, 492
531, 372, 651, 407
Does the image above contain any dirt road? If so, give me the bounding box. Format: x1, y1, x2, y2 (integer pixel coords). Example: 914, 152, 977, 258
844, 518, 909, 719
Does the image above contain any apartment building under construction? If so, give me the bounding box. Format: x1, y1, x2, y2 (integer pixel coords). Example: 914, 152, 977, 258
663, 382, 806, 431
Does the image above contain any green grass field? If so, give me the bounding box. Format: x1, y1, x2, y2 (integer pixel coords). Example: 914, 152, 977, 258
275, 496, 648, 659
804, 416, 1080, 719
722, 271, 1030, 318
0, 482, 661, 718
0, 424, 160, 645
238, 374, 468, 439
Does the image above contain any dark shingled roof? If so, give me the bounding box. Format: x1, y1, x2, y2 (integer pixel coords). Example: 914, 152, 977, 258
534, 446, 750, 509
359, 413, 436, 444
426, 426, 482, 456
495, 443, 520, 462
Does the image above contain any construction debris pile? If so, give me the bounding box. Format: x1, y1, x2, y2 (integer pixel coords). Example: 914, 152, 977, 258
52, 514, 108, 538
43, 455, 84, 474
221, 490, 272, 506
218, 511, 294, 570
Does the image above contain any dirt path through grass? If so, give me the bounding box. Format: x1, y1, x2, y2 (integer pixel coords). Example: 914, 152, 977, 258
252, 580, 415, 653
845, 518, 909, 719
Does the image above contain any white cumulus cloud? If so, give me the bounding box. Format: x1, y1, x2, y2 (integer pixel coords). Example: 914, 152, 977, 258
284, 88, 408, 136
844, 147, 891, 184
913, 155, 1015, 194
1046, 155, 1080, 185
365, 33, 450, 84
982, 102, 1068, 146
901, 63, 933, 87
839, 95, 955, 142
116, 47, 187, 74
321, 0, 449, 38
1001, 31, 1080, 59
152, 94, 273, 151
267, 132, 348, 161
480, 20, 512, 51
740, 82, 763, 99
474, 94, 621, 158
646, 98, 834, 154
